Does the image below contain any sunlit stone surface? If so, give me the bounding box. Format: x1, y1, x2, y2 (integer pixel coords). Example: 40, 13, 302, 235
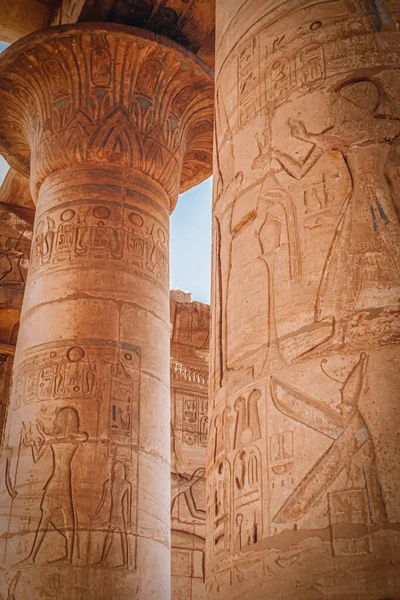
0, 0, 400, 598
0, 24, 212, 599
207, 1, 400, 598
170, 291, 209, 600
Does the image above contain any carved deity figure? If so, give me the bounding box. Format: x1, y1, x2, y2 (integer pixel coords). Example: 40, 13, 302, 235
19, 407, 88, 566
273, 79, 400, 339
92, 460, 132, 568
271, 353, 387, 525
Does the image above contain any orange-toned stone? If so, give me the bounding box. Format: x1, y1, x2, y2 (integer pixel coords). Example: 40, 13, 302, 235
170, 292, 209, 600
0, 170, 33, 461
208, 1, 400, 598
0, 24, 212, 599
0, 0, 53, 44
0, 0, 216, 70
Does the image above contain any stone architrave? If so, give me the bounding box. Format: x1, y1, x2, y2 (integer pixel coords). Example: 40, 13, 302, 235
208, 1, 400, 598
0, 24, 213, 600
170, 291, 210, 600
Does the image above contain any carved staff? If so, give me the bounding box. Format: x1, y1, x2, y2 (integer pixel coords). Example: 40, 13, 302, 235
3, 426, 24, 562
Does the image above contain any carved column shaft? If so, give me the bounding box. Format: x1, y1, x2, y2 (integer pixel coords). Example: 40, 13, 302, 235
208, 1, 400, 598
170, 294, 210, 599
0, 24, 213, 599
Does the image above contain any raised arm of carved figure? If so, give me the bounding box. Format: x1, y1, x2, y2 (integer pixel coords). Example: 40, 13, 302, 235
273, 145, 324, 180
22, 422, 47, 463
36, 420, 51, 442
272, 118, 335, 180
287, 118, 312, 143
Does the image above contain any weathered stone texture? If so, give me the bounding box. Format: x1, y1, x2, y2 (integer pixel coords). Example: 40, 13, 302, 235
170, 293, 209, 600
0, 24, 212, 600
208, 1, 400, 598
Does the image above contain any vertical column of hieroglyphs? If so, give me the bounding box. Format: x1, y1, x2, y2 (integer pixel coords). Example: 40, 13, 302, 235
170, 292, 210, 600
0, 24, 213, 599
208, 0, 400, 598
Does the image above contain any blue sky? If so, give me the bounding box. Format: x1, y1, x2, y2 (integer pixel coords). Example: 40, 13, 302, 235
0, 30, 212, 304
0, 160, 211, 304
170, 178, 212, 304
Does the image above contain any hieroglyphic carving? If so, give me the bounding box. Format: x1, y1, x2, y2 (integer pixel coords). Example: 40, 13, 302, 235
270, 353, 387, 528
0, 235, 29, 289
238, 37, 259, 128
210, 2, 400, 598
170, 292, 209, 598
171, 468, 206, 521
301, 172, 337, 229
180, 394, 208, 448
255, 191, 290, 373
12, 344, 102, 409
270, 431, 294, 476
225, 179, 268, 372
213, 406, 231, 461
0, 20, 213, 600
171, 530, 206, 596
172, 388, 208, 471
171, 460, 207, 597
251, 123, 302, 279
91, 460, 132, 568
273, 78, 400, 341
233, 389, 261, 449
31, 204, 168, 287
328, 489, 371, 557
233, 446, 262, 552
265, 42, 326, 108
212, 459, 231, 556
2, 339, 140, 570
18, 408, 88, 566
0, 204, 32, 293
171, 300, 210, 348
225, 157, 333, 374
109, 359, 135, 460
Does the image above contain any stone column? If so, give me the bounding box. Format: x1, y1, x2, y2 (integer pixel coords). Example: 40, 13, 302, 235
0, 24, 213, 600
170, 292, 210, 600
0, 190, 33, 444
208, 1, 400, 598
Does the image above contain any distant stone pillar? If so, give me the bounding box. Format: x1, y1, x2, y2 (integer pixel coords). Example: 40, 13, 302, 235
0, 193, 33, 444
208, 1, 400, 598
0, 24, 212, 599
170, 292, 210, 599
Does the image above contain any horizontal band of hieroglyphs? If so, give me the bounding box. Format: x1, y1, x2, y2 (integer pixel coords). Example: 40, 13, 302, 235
31, 204, 168, 285
237, 32, 400, 127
